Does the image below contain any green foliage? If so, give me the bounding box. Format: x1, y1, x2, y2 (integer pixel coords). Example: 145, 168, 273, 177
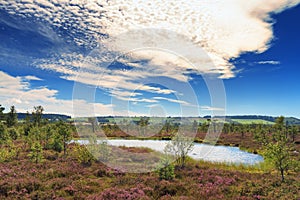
32, 105, 44, 126
0, 141, 19, 162
75, 144, 95, 166
98, 140, 110, 161
158, 156, 175, 180
87, 136, 111, 162
52, 134, 64, 152
28, 141, 44, 164
0, 123, 9, 143
27, 126, 41, 146
6, 105, 18, 127
263, 116, 295, 182
0, 104, 5, 121
138, 117, 149, 136
264, 141, 291, 181
41, 124, 55, 149
254, 124, 268, 144
8, 128, 19, 140
165, 132, 194, 168
232, 119, 275, 125
56, 121, 72, 155
289, 125, 298, 142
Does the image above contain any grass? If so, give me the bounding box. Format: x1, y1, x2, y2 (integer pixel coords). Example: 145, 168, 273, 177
231, 119, 275, 125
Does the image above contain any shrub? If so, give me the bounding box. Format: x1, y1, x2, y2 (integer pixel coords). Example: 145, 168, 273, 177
51, 134, 63, 153
0, 147, 17, 162
158, 157, 175, 181
8, 128, 19, 140
28, 141, 44, 164
165, 132, 194, 168
0, 123, 9, 143
75, 144, 95, 166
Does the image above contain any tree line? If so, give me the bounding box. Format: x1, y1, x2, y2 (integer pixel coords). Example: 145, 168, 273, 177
0, 104, 73, 163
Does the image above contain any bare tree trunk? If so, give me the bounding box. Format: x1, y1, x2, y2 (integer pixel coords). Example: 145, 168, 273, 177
280, 168, 285, 182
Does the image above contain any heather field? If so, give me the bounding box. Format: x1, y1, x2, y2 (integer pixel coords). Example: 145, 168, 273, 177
0, 115, 299, 200
0, 143, 299, 200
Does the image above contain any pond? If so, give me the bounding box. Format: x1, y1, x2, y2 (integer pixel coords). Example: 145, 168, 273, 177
76, 139, 263, 165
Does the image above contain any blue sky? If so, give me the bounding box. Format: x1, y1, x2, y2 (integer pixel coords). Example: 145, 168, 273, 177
0, 0, 299, 118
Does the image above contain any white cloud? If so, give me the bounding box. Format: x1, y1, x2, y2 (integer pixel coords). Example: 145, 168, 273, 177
1, 0, 299, 115
146, 104, 160, 108
0, 71, 113, 117
257, 60, 281, 65
2, 0, 299, 80
200, 106, 224, 111
153, 96, 189, 105
34, 52, 181, 102
0, 71, 29, 90
23, 75, 43, 81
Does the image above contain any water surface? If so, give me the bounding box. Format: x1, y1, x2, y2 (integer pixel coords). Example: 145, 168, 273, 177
76, 139, 263, 165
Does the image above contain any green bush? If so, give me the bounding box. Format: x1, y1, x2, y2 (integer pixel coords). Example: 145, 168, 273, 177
0, 123, 9, 143
28, 141, 44, 164
75, 144, 95, 166
8, 128, 19, 140
0, 141, 19, 162
0, 148, 16, 162
158, 157, 175, 180
51, 134, 63, 153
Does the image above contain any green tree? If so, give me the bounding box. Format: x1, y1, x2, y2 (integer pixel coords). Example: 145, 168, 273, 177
264, 141, 291, 182
0, 141, 18, 162
28, 141, 44, 164
0, 104, 5, 121
57, 121, 72, 156
52, 133, 63, 152
41, 124, 54, 149
158, 148, 175, 180
25, 111, 31, 124
138, 117, 149, 136
0, 123, 9, 143
8, 128, 19, 140
75, 144, 95, 166
165, 132, 194, 168
254, 124, 268, 144
263, 116, 293, 182
290, 125, 298, 142
32, 106, 44, 126
6, 105, 18, 127
27, 126, 41, 142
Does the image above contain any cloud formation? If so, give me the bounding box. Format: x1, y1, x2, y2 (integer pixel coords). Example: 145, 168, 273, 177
257, 60, 281, 65
200, 106, 225, 111
23, 75, 43, 81
0, 71, 114, 117
1, 0, 299, 113
1, 0, 299, 77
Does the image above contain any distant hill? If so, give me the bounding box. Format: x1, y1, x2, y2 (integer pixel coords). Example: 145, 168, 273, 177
203, 115, 300, 125
284, 117, 300, 125
17, 113, 71, 121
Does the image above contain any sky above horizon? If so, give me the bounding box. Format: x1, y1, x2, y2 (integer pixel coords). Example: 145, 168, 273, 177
0, 0, 299, 118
